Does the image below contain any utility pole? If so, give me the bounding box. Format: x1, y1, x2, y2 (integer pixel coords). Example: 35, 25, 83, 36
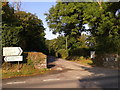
66, 36, 67, 50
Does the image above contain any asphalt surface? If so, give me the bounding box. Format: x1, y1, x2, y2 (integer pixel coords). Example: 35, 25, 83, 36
2, 56, 119, 88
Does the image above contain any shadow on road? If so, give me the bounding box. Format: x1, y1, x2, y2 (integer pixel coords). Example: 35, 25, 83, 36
47, 56, 119, 88
78, 65, 119, 88
47, 56, 58, 69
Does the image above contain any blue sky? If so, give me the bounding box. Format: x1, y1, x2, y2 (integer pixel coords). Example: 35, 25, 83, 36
21, 2, 59, 40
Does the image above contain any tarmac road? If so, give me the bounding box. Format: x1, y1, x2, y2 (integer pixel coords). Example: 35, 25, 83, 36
2, 56, 119, 88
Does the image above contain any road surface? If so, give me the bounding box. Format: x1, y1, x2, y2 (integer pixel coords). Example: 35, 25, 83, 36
2, 56, 119, 88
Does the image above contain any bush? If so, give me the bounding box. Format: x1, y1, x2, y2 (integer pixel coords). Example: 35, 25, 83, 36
78, 56, 85, 60
69, 48, 93, 58
57, 49, 68, 59
67, 56, 89, 61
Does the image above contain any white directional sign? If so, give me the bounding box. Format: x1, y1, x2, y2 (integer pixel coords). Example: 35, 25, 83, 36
90, 51, 95, 58
3, 47, 23, 56
4, 56, 23, 62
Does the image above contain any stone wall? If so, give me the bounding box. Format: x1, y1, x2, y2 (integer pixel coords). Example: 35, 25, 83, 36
23, 52, 47, 69
93, 53, 120, 69
102, 54, 119, 69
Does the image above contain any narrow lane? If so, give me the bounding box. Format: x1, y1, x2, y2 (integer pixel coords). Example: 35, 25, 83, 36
2, 56, 119, 88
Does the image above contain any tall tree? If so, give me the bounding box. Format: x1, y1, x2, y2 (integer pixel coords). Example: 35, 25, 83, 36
45, 2, 120, 54
2, 2, 47, 53
83, 2, 120, 54
14, 11, 46, 52
2, 2, 22, 47
45, 2, 89, 51
45, 2, 86, 37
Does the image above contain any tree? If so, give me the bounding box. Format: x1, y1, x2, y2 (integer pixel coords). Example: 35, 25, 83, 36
2, 2, 22, 47
2, 25, 23, 47
46, 39, 58, 56
14, 11, 46, 52
46, 36, 69, 58
45, 2, 86, 37
46, 2, 120, 55
2, 2, 47, 54
82, 2, 120, 54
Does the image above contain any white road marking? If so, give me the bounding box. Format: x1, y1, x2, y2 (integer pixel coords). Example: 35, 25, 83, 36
56, 67, 63, 70
43, 79, 60, 81
76, 77, 80, 79
95, 74, 105, 76
6, 81, 26, 85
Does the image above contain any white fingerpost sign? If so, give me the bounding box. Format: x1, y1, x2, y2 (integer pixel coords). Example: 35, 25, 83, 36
4, 56, 23, 62
3, 47, 23, 56
90, 51, 95, 59
3, 47, 23, 72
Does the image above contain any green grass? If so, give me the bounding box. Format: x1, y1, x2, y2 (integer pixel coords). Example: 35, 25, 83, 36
2, 63, 49, 79
70, 56, 94, 66
2, 52, 48, 79
76, 59, 93, 66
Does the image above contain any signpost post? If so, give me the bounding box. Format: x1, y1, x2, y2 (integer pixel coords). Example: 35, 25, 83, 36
3, 47, 23, 72
18, 61, 20, 72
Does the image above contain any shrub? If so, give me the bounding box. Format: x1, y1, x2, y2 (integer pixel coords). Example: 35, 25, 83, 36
69, 48, 92, 58
67, 56, 88, 61
78, 56, 85, 60
57, 49, 68, 59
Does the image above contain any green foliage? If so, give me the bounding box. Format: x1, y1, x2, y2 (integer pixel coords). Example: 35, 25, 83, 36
2, 63, 49, 79
2, 24, 23, 47
57, 49, 68, 59
14, 11, 46, 52
45, 2, 85, 37
46, 34, 91, 59
46, 2, 120, 56
45, 39, 57, 56
67, 56, 93, 66
78, 56, 84, 60
45, 2, 96, 57
2, 2, 16, 24
2, 52, 48, 79
82, 2, 120, 54
46, 35, 67, 56
69, 48, 91, 58
2, 2, 47, 54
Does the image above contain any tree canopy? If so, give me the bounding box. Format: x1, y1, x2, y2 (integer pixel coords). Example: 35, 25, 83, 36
2, 2, 47, 53
45, 2, 120, 54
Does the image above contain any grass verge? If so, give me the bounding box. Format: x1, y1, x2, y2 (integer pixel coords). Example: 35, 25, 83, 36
69, 56, 94, 66
2, 63, 49, 79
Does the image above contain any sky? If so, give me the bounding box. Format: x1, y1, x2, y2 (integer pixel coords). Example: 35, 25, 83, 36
21, 2, 59, 40
20, 2, 91, 40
